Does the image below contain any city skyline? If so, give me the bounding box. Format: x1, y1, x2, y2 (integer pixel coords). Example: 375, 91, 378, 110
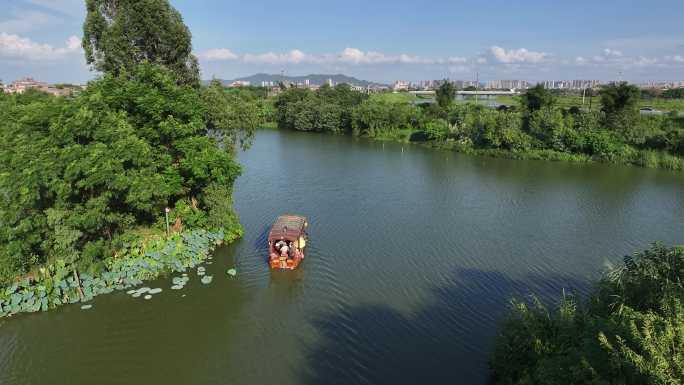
1, 0, 683, 83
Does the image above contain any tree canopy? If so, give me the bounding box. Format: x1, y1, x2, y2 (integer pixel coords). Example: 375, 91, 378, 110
0, 64, 243, 284
601, 82, 641, 115
436, 80, 456, 110
83, 0, 200, 86
520, 84, 556, 113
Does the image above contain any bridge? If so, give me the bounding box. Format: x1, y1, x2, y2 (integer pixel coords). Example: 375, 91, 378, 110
408, 90, 521, 96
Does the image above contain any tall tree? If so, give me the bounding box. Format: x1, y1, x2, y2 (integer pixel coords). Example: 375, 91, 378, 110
520, 84, 556, 113
436, 80, 456, 110
600, 82, 641, 115
600, 82, 641, 139
82, 0, 200, 86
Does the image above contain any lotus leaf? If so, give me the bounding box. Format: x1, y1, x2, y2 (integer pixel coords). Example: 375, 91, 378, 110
81, 305, 92, 310
5, 285, 18, 296
144, 295, 152, 300
227, 268, 237, 277
11, 293, 22, 305
201, 276, 213, 284
148, 288, 162, 294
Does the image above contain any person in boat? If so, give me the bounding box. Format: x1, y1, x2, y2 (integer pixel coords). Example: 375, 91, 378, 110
279, 242, 289, 258
275, 240, 286, 252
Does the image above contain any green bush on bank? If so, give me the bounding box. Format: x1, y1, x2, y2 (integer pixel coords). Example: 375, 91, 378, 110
491, 244, 684, 385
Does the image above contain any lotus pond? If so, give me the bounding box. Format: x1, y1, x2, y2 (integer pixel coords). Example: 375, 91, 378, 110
0, 229, 227, 318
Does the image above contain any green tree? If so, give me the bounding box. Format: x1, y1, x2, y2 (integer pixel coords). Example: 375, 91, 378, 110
436, 80, 456, 110
521, 84, 556, 113
83, 0, 200, 86
663, 88, 684, 99
0, 64, 241, 284
601, 82, 641, 115
600, 82, 641, 140
201, 80, 262, 151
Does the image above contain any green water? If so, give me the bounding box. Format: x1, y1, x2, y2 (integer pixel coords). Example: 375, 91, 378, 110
1, 130, 683, 385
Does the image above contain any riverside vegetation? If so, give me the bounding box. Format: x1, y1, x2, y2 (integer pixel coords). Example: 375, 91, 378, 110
491, 244, 684, 385
0, 0, 261, 316
272, 82, 684, 170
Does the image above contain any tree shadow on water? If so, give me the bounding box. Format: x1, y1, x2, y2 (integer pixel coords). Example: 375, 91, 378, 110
299, 268, 590, 385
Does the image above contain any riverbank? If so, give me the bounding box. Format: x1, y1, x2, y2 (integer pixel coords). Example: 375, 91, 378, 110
0, 226, 242, 318
357, 128, 684, 171
271, 85, 684, 172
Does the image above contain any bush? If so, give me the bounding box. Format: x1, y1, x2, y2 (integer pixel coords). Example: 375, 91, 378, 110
491, 244, 684, 385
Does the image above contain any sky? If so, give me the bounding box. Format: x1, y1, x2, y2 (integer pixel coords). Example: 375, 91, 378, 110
1, 0, 683, 84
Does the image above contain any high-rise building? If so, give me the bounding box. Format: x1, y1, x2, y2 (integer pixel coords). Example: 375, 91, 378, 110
393, 81, 409, 91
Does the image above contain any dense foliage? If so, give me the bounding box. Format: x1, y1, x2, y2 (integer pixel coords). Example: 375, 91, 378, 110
663, 88, 684, 99
274, 84, 368, 133
274, 82, 684, 170
83, 0, 200, 86
0, 65, 245, 285
436, 80, 456, 110
491, 244, 684, 385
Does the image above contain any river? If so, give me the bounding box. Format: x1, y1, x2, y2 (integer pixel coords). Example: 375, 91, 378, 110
1, 129, 683, 385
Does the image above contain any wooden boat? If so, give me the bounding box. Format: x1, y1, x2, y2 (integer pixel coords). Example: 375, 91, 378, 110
268, 215, 308, 270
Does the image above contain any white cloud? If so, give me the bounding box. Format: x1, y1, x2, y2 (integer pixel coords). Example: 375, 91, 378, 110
489, 46, 547, 64
672, 55, 684, 63
65, 35, 81, 50
339, 48, 393, 64
199, 48, 238, 61
575, 56, 587, 65
198, 47, 442, 66
603, 48, 623, 57
632, 56, 658, 66
0, 33, 81, 61
243, 49, 311, 64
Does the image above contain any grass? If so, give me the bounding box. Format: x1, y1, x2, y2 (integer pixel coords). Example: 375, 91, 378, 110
370, 92, 417, 103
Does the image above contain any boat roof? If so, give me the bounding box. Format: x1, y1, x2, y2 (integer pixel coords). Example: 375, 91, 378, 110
268, 215, 307, 242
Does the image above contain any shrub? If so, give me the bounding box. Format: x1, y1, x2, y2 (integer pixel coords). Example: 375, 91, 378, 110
492, 244, 684, 385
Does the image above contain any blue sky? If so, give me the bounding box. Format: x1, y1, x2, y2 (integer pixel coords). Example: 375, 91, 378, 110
1, 0, 683, 84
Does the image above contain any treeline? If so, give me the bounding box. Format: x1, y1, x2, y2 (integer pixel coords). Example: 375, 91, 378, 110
274, 83, 684, 170
491, 243, 684, 384
0, 0, 257, 286
663, 88, 684, 99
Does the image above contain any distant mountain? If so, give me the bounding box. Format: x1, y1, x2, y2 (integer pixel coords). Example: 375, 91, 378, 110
206, 73, 388, 88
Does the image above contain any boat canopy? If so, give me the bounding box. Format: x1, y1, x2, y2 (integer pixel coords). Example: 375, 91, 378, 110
268, 215, 307, 242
